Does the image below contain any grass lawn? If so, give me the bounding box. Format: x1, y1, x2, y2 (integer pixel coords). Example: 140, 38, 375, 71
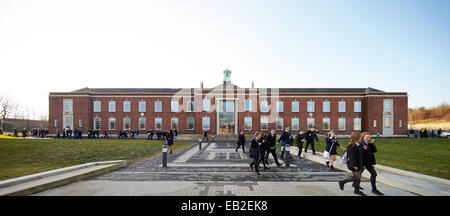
303, 136, 450, 180
0, 138, 192, 181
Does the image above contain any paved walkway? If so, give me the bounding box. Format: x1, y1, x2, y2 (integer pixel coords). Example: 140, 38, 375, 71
34, 141, 414, 196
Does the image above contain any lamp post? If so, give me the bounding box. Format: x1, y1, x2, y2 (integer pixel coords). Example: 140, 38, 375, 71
285, 144, 291, 168
199, 138, 202, 150
162, 144, 168, 167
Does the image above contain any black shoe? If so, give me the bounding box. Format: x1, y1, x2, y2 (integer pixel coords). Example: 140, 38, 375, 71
298, 155, 302, 159
312, 152, 316, 155
326, 161, 330, 167
372, 189, 384, 196
235, 149, 238, 152
250, 164, 253, 170
338, 181, 344, 190
277, 164, 282, 167
354, 190, 366, 196
330, 165, 334, 170
358, 186, 364, 190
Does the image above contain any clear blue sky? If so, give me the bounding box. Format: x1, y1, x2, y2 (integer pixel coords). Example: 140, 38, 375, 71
0, 0, 449, 118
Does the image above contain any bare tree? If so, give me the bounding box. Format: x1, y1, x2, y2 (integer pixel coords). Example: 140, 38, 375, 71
0, 94, 18, 128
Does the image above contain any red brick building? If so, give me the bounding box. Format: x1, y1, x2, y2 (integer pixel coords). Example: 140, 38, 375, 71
48, 70, 408, 136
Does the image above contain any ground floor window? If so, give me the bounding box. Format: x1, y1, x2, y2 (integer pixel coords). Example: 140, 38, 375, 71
307, 118, 315, 129
276, 118, 283, 130
260, 117, 268, 130
291, 118, 299, 130
202, 117, 210, 130
338, 118, 346, 131
322, 118, 330, 131
108, 118, 116, 130
94, 117, 101, 130
171, 118, 178, 130
155, 118, 162, 130
244, 117, 252, 130
123, 117, 131, 130
63, 115, 73, 129
139, 118, 146, 130
354, 118, 361, 131
187, 117, 195, 130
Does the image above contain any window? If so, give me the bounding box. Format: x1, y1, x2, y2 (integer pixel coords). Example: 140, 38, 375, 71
244, 99, 252, 111
171, 118, 178, 130
94, 101, 101, 112
399, 120, 403, 128
292, 101, 299, 112
276, 118, 284, 130
322, 118, 330, 130
108, 118, 116, 130
338, 101, 346, 113
63, 99, 73, 113
54, 120, 58, 128
323, 101, 330, 113
384, 100, 393, 113
94, 117, 101, 130
260, 100, 269, 112
155, 101, 162, 112
155, 118, 162, 130
63, 115, 73, 129
171, 101, 179, 112
292, 118, 299, 130
338, 118, 346, 131
374, 120, 377, 128
109, 101, 116, 112
78, 119, 82, 128
123, 101, 131, 112
276, 101, 284, 112
139, 118, 146, 130
139, 101, 146, 112
187, 101, 195, 112
187, 117, 195, 130
123, 117, 131, 130
354, 101, 361, 113
354, 118, 362, 131
307, 118, 315, 128
202, 117, 210, 130
260, 117, 269, 130
307, 101, 315, 112
202, 99, 210, 111
384, 117, 392, 128
244, 117, 252, 130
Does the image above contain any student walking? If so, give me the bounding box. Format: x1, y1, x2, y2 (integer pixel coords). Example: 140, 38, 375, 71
249, 131, 263, 175
304, 127, 319, 154
203, 130, 209, 141
295, 131, 306, 158
325, 131, 345, 170
338, 131, 365, 196
266, 129, 282, 167
166, 129, 175, 154
257, 131, 269, 170
360, 132, 384, 195
235, 130, 246, 153
279, 126, 292, 159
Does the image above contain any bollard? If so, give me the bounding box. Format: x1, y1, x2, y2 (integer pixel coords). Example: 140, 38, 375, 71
162, 145, 168, 167
199, 139, 202, 150
212, 135, 215, 142
285, 144, 291, 168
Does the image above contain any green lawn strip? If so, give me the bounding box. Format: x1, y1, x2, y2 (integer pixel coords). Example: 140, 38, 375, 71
0, 138, 192, 181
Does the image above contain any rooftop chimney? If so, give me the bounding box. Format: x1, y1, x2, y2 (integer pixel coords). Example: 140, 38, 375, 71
200, 81, 203, 89
251, 81, 254, 89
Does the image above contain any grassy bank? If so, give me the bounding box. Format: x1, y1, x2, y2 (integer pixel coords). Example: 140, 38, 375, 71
0, 138, 191, 181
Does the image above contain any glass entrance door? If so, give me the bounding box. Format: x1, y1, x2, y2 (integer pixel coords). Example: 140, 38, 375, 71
218, 100, 235, 135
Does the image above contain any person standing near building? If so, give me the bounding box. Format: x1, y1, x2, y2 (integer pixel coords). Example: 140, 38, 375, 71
22, 128, 27, 138
166, 129, 175, 154
304, 127, 319, 155
235, 130, 246, 153
295, 131, 306, 158
257, 131, 269, 170
279, 126, 292, 159
360, 132, 384, 195
325, 131, 345, 170
203, 129, 209, 141
338, 131, 365, 196
266, 129, 282, 167
249, 131, 262, 175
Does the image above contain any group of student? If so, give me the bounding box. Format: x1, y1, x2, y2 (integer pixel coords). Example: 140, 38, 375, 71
147, 129, 178, 141
238, 126, 383, 196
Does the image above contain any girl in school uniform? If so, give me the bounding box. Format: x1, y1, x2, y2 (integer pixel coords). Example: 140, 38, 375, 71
338, 131, 365, 196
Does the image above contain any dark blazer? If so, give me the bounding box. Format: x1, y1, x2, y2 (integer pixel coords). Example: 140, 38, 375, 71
325, 137, 340, 152
237, 134, 246, 145
250, 138, 260, 156
259, 137, 268, 152
362, 141, 377, 167
306, 130, 319, 142
346, 143, 363, 171
295, 134, 305, 145
278, 130, 291, 144
267, 134, 277, 149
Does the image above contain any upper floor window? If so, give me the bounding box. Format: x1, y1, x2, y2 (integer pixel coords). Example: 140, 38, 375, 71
123, 101, 131, 112
384, 99, 393, 113
93, 101, 101, 112
187, 101, 195, 112
108, 101, 116, 112
354, 101, 361, 113
338, 101, 346, 113
244, 99, 252, 111
276, 101, 284, 112
260, 100, 269, 112
171, 101, 179, 112
323, 101, 330, 113
139, 101, 146, 112
63, 99, 73, 113
307, 101, 315, 112
292, 101, 299, 112
155, 101, 162, 112
202, 99, 210, 111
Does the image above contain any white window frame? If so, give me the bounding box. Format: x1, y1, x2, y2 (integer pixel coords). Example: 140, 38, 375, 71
374, 120, 377, 128
94, 117, 101, 130
155, 118, 162, 130
123, 117, 131, 130
292, 101, 299, 113
354, 117, 362, 131
276, 118, 284, 130
171, 101, 179, 112
108, 101, 116, 112
307, 118, 315, 128
123, 101, 131, 113
307, 101, 315, 113
187, 117, 195, 130
244, 99, 252, 112
139, 117, 146, 130
260, 100, 269, 112
291, 118, 299, 130
202, 99, 210, 112
108, 117, 116, 130
338, 101, 346, 113
187, 101, 195, 112
399, 120, 403, 128
276, 101, 284, 112
63, 115, 73, 129
63, 99, 73, 113
244, 117, 252, 130
323, 101, 330, 113
171, 118, 178, 130
322, 118, 330, 131
155, 101, 162, 112
139, 101, 146, 112
202, 116, 210, 130
354, 101, 362, 113
338, 118, 346, 131
54, 120, 58, 128
260, 117, 269, 130
384, 99, 393, 113
93, 101, 101, 112
78, 119, 82, 128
